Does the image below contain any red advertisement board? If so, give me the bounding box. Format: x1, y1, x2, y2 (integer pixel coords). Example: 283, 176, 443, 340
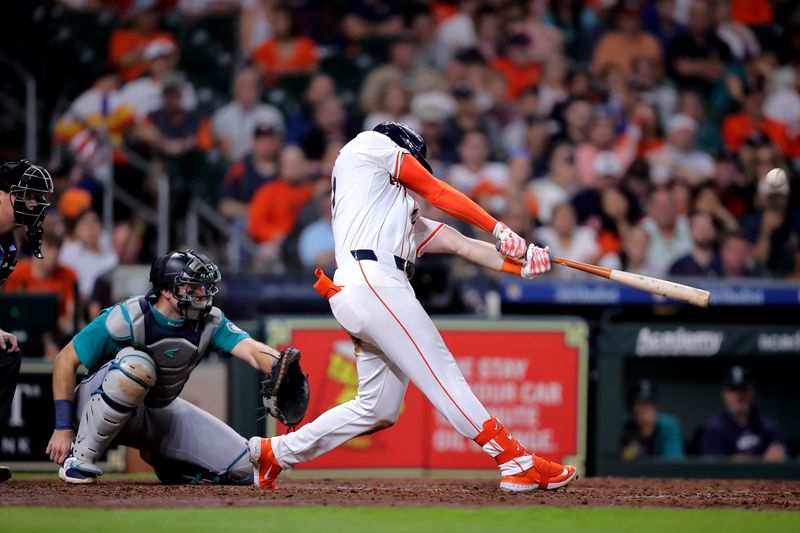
269, 319, 587, 471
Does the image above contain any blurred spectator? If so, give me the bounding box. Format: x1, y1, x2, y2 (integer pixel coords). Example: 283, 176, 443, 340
630, 56, 679, 128
537, 54, 570, 117
362, 82, 420, 132
248, 146, 313, 268
715, 0, 760, 61
729, 0, 774, 28
712, 148, 751, 218
699, 365, 787, 460
642, 0, 686, 54
722, 82, 790, 155
108, 2, 177, 82
435, 0, 479, 54
762, 67, 800, 133
3, 225, 78, 356
136, 77, 212, 157
87, 219, 146, 319
620, 379, 684, 460
513, 0, 564, 62
359, 33, 447, 113
596, 185, 640, 256
642, 187, 692, 276
218, 123, 282, 223
501, 86, 547, 154
440, 84, 494, 163
298, 183, 334, 270
719, 230, 759, 277
473, 6, 501, 63
575, 111, 640, 188
553, 97, 592, 145
212, 67, 285, 162
299, 96, 355, 162
529, 142, 578, 224
632, 101, 665, 158
647, 114, 715, 186
592, 1, 662, 78
251, 5, 318, 85
572, 151, 632, 226
600, 224, 662, 277
240, 0, 275, 56
448, 131, 509, 198
667, 0, 732, 93
537, 202, 599, 279
54, 72, 135, 180
490, 33, 540, 99
285, 73, 337, 144
59, 209, 118, 301
120, 39, 197, 121
669, 213, 722, 276
677, 89, 722, 152
747, 178, 800, 277
691, 181, 739, 231
175, 0, 239, 17
406, 3, 451, 70
340, 0, 402, 41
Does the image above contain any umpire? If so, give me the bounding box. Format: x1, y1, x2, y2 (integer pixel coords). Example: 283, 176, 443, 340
0, 159, 54, 482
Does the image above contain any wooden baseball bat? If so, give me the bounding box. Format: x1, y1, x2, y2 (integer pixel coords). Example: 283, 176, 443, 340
551, 256, 711, 307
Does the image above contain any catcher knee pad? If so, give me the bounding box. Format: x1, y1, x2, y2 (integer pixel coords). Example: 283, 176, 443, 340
72, 348, 156, 465
103, 347, 157, 408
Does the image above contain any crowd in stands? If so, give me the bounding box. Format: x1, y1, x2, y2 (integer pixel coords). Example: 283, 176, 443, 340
3, 0, 800, 343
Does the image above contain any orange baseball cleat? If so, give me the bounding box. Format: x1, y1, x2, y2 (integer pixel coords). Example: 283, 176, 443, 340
499, 455, 578, 492
248, 437, 282, 490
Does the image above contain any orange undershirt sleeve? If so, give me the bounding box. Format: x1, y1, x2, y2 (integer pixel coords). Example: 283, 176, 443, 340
396, 155, 497, 234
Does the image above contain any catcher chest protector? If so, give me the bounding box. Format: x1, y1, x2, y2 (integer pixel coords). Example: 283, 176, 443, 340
105, 297, 222, 407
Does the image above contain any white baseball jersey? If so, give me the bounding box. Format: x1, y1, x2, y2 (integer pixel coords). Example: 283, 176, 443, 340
331, 131, 441, 265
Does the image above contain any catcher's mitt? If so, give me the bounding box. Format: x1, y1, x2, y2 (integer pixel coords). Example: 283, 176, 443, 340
261, 346, 309, 428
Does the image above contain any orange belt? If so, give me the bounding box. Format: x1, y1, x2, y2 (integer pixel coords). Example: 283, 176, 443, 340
313, 267, 342, 300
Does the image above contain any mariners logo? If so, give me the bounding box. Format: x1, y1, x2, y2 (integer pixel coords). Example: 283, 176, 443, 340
227, 322, 244, 334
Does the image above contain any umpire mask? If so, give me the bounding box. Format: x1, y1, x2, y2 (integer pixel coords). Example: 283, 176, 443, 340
2, 160, 54, 258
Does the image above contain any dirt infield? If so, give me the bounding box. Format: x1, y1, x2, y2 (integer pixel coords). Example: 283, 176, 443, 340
2, 477, 799, 510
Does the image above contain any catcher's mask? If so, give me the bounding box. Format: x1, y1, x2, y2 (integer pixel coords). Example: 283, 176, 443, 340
149, 249, 221, 322
2, 160, 54, 259
373, 121, 433, 173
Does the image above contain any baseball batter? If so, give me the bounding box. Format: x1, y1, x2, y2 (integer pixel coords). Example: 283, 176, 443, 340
46, 249, 282, 484
249, 123, 577, 492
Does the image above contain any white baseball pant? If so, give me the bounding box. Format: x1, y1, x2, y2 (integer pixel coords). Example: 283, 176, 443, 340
270, 260, 534, 475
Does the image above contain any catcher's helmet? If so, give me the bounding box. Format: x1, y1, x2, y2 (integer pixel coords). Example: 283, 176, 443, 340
149, 249, 221, 322
373, 121, 432, 173
1, 160, 54, 259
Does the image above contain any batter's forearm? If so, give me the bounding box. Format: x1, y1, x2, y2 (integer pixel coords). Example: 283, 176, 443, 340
455, 237, 505, 271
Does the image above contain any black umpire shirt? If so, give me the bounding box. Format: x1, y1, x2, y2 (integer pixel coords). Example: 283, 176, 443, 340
0, 232, 17, 286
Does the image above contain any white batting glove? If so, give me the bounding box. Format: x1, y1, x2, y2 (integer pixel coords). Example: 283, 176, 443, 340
493, 222, 527, 258
521, 244, 552, 279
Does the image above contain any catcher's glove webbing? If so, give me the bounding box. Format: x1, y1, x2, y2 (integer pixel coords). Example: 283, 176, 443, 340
261, 346, 309, 428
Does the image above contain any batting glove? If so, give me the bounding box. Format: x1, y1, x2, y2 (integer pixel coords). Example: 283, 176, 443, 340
493, 222, 527, 258
521, 244, 552, 279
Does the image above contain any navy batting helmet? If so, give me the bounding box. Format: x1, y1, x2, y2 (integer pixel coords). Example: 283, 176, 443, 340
149, 249, 221, 322
373, 122, 432, 173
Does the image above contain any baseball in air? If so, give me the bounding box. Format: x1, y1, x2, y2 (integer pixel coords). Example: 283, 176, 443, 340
765, 168, 788, 189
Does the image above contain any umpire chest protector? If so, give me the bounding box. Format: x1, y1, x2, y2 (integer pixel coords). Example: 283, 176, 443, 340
105, 297, 222, 407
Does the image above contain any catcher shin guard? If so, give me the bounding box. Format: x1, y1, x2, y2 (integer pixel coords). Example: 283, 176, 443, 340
70, 348, 156, 476
474, 417, 533, 476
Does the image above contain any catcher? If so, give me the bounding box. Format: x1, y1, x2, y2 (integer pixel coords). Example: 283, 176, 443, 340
46, 249, 309, 484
